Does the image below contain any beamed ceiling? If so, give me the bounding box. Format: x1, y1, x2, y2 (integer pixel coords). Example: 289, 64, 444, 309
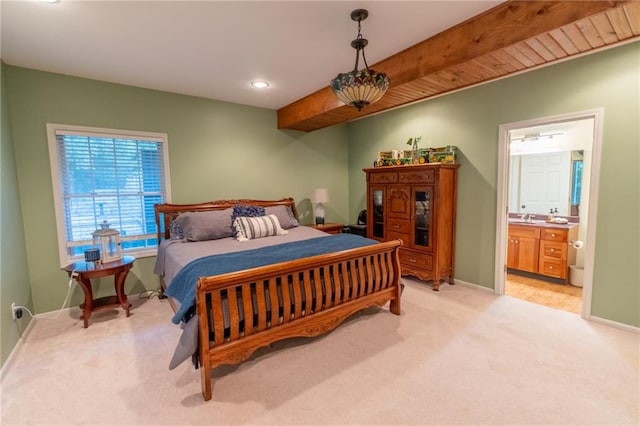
277, 1, 640, 132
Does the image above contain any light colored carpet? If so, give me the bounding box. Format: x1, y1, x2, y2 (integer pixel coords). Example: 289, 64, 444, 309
1, 278, 638, 425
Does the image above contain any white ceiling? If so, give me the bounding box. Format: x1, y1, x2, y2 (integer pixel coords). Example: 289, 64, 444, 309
1, 0, 503, 110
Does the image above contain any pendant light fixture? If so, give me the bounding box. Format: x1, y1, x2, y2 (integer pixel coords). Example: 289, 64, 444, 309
331, 9, 390, 111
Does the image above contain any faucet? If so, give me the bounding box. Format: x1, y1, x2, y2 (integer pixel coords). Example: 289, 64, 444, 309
519, 213, 535, 222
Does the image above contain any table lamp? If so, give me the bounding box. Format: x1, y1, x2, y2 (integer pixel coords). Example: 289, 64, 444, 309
311, 188, 330, 225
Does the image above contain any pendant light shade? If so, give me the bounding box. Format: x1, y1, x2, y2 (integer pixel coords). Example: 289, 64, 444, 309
331, 9, 389, 111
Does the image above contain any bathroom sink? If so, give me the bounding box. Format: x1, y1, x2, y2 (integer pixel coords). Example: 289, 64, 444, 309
508, 218, 574, 228
509, 219, 545, 225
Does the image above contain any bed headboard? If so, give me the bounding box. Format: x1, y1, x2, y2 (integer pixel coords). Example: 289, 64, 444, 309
154, 198, 298, 241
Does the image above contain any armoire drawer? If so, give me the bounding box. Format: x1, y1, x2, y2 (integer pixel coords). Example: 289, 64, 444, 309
399, 249, 433, 271
387, 218, 410, 234
369, 172, 397, 184
387, 231, 409, 247
398, 169, 435, 184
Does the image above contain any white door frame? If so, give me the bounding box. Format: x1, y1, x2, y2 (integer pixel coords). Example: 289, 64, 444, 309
494, 108, 604, 319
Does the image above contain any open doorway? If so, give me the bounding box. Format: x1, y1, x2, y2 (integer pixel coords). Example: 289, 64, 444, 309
495, 109, 604, 319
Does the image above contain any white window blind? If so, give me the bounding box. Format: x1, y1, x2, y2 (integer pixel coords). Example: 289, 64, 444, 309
47, 124, 170, 265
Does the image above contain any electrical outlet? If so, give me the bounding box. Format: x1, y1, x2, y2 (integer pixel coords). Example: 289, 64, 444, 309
11, 302, 23, 320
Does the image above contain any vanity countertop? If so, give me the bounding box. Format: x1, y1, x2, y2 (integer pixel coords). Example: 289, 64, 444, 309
508, 219, 578, 229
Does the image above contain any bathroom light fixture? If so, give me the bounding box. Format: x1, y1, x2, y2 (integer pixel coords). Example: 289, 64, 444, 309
251, 80, 269, 89
331, 9, 390, 111
511, 132, 564, 142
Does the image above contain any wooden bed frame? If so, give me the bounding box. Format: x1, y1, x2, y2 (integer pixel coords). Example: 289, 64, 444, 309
155, 198, 403, 401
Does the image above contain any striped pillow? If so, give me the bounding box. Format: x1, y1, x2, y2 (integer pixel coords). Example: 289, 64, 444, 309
233, 214, 288, 242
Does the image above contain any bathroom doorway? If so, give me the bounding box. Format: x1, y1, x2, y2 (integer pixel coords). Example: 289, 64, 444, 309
494, 109, 604, 319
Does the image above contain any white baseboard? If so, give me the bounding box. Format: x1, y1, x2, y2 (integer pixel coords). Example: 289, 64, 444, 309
0, 317, 36, 382
453, 278, 495, 293
588, 315, 640, 334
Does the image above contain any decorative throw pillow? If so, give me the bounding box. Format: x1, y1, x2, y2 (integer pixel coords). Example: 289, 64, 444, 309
231, 204, 265, 222
231, 204, 266, 237
175, 209, 234, 241
264, 205, 299, 230
169, 219, 184, 240
233, 214, 288, 242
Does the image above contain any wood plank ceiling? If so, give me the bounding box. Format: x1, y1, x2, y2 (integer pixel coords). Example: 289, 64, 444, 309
277, 1, 640, 132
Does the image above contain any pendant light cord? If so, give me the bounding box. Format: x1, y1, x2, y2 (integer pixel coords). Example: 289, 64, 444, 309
352, 18, 371, 72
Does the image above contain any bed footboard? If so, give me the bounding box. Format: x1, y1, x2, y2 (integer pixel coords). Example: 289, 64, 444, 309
196, 239, 402, 401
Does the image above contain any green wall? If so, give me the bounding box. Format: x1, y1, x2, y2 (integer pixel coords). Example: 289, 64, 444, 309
2, 42, 638, 369
1, 63, 34, 366
4, 66, 350, 320
348, 42, 640, 327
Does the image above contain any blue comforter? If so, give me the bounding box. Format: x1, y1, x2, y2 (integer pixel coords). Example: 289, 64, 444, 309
165, 233, 376, 324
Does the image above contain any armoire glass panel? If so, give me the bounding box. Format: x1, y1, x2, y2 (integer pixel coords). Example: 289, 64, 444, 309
372, 188, 385, 239
414, 188, 431, 248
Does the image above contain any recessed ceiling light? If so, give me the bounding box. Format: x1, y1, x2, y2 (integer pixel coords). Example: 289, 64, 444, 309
250, 80, 269, 89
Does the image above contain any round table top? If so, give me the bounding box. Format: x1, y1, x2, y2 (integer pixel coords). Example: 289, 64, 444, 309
63, 255, 135, 274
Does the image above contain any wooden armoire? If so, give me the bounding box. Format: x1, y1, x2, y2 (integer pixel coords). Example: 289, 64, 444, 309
364, 163, 459, 290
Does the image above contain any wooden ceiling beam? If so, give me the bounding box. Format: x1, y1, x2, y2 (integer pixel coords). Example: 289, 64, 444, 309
277, 0, 633, 132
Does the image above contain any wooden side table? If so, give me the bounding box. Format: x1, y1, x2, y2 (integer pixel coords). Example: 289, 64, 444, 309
63, 256, 135, 328
308, 223, 345, 235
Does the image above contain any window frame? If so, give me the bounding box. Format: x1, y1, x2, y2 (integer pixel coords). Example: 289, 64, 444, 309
46, 123, 171, 267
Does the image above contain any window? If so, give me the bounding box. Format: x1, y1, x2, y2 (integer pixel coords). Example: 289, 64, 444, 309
571, 159, 583, 206
47, 124, 171, 266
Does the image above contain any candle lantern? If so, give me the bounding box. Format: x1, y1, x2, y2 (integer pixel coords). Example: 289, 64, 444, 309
92, 220, 122, 263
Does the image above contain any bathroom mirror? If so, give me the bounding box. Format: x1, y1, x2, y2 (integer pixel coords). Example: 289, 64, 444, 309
509, 150, 583, 217
508, 120, 593, 220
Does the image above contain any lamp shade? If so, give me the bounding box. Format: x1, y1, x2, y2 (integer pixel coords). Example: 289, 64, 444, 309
311, 188, 330, 204
331, 69, 389, 111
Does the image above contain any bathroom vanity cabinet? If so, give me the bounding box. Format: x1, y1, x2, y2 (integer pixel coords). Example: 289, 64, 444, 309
507, 221, 578, 281
507, 225, 540, 273
364, 163, 459, 291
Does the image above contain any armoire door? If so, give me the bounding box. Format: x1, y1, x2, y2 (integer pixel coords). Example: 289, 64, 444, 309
411, 186, 433, 251
368, 186, 386, 240
386, 186, 411, 219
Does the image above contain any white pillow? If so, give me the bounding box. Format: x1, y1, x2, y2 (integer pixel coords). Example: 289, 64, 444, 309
233, 214, 288, 242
